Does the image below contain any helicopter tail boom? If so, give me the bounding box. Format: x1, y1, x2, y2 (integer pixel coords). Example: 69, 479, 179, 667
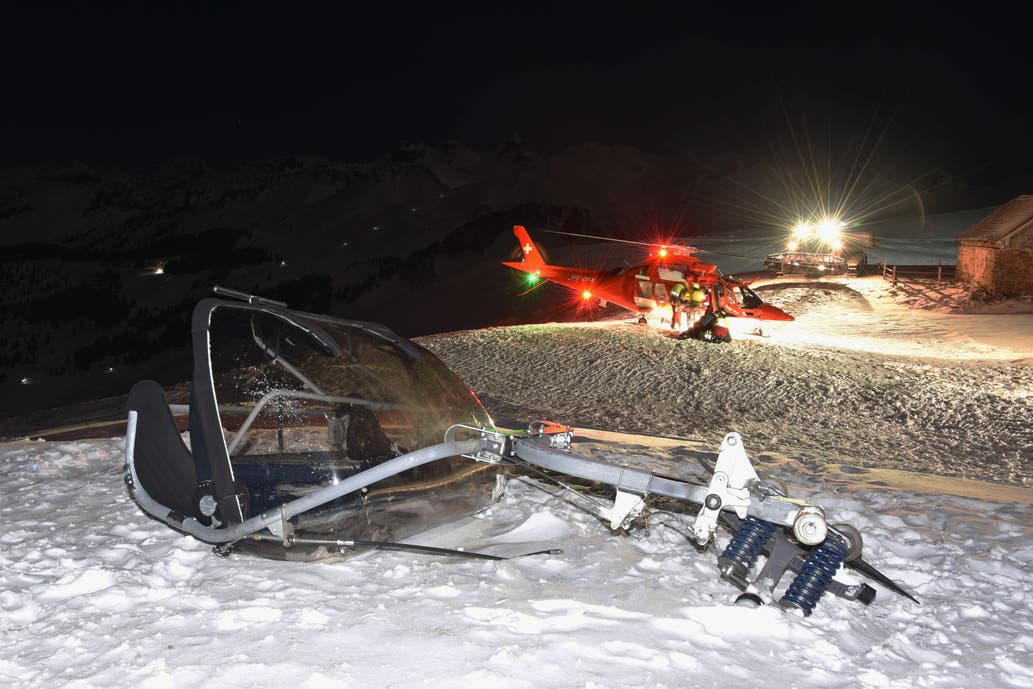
502, 225, 547, 274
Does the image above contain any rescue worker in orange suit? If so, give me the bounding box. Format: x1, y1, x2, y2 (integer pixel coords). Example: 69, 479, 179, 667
669, 281, 689, 329
678, 286, 731, 343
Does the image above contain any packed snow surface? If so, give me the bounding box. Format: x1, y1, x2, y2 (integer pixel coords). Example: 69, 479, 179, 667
2, 276, 1032, 688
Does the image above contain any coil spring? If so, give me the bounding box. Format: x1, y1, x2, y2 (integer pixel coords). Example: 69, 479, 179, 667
780, 537, 849, 616
720, 516, 776, 574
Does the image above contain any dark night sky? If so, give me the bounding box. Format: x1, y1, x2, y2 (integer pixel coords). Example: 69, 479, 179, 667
2, 4, 1030, 188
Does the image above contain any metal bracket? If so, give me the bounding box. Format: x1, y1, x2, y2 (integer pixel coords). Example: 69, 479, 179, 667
754, 529, 803, 595
444, 424, 509, 462
693, 432, 758, 545
527, 420, 574, 450
267, 505, 295, 547
601, 489, 646, 530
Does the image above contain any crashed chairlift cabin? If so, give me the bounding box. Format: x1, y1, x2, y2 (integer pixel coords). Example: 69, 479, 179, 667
124, 287, 916, 616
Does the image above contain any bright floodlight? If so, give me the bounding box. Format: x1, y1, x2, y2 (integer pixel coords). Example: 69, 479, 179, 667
816, 218, 843, 245
792, 223, 812, 240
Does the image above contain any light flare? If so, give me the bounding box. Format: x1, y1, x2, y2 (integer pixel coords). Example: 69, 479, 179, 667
815, 218, 843, 244
785, 215, 847, 252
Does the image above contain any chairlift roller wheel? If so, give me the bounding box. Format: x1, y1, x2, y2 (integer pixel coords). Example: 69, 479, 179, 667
832, 522, 864, 562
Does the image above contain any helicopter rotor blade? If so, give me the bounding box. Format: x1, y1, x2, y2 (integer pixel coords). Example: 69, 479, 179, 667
539, 229, 765, 263
540, 229, 683, 249
694, 248, 768, 261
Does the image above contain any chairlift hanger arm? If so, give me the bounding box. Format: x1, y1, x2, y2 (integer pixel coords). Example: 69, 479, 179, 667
505, 433, 817, 537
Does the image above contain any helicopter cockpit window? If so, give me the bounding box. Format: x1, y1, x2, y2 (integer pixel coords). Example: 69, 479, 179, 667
737, 285, 764, 309
657, 266, 687, 282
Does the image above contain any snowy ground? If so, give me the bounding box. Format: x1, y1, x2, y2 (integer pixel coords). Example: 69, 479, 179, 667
2, 275, 1032, 689
423, 276, 1033, 487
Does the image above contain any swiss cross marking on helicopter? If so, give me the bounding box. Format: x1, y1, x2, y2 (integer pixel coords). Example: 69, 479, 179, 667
524, 243, 534, 254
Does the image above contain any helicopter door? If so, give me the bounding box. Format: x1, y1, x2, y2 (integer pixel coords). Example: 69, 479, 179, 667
734, 284, 765, 316
714, 282, 741, 316
653, 283, 670, 305
634, 278, 655, 310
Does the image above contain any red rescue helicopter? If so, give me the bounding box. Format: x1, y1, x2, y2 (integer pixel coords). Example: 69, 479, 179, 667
502, 225, 794, 326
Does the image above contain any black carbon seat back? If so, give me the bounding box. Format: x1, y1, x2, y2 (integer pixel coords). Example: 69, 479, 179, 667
128, 380, 197, 517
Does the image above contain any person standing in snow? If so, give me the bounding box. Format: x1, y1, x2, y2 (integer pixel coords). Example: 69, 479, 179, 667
669, 280, 689, 329
678, 287, 730, 343
686, 282, 707, 329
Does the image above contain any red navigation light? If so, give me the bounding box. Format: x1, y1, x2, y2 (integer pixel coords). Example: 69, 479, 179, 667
582, 290, 592, 300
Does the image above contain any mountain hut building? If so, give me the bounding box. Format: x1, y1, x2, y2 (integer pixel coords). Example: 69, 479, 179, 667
955, 196, 1033, 297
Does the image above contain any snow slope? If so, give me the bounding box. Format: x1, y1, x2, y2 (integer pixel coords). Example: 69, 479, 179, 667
2, 277, 1032, 689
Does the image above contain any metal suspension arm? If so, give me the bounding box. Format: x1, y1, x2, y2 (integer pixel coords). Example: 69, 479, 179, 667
506, 431, 824, 543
